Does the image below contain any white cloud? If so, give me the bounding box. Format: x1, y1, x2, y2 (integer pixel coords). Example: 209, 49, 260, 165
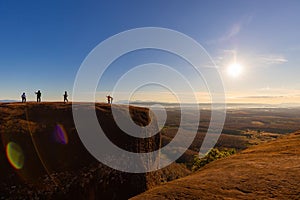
207, 15, 253, 44
225, 90, 300, 104
257, 54, 288, 65
228, 87, 300, 99
219, 24, 241, 42
234, 95, 285, 99
209, 49, 236, 69
210, 50, 288, 70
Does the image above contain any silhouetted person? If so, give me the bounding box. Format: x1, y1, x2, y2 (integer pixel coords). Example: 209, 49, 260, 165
106, 95, 113, 104
35, 90, 41, 102
21, 92, 26, 103
63, 91, 68, 103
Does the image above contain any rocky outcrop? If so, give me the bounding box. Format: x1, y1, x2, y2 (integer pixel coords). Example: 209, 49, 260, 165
0, 102, 161, 199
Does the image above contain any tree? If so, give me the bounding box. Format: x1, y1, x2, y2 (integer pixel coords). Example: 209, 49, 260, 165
192, 148, 236, 171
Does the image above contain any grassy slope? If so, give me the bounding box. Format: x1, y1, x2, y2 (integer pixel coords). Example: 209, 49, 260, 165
131, 131, 300, 199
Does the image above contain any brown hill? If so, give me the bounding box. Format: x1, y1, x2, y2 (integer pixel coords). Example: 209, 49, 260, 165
131, 131, 300, 199
0, 102, 165, 199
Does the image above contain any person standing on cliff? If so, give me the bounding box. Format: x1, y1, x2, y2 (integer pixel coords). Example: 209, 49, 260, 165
63, 91, 68, 103
35, 90, 41, 102
21, 92, 26, 103
106, 95, 113, 104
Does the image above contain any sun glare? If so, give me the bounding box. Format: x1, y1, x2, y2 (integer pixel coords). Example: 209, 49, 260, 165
227, 63, 242, 78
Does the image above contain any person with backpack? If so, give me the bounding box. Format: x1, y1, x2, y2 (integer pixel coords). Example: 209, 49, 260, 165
106, 95, 113, 104
21, 92, 26, 103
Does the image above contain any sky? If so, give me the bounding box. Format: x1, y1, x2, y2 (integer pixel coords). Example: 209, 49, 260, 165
1, 0, 300, 104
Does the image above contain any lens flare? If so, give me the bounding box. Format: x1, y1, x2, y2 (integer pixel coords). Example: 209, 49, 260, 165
54, 124, 68, 144
6, 142, 25, 170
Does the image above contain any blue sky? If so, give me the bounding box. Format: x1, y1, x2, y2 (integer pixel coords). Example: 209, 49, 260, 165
1, 1, 300, 103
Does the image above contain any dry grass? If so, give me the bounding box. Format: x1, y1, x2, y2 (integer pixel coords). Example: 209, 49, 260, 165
131, 131, 300, 199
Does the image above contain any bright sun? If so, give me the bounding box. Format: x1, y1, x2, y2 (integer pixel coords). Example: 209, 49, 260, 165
227, 63, 243, 78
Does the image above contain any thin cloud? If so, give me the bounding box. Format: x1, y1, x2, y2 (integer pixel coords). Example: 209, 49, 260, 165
210, 51, 288, 70
235, 95, 285, 99
256, 87, 300, 96
229, 88, 300, 100
207, 15, 253, 44
257, 54, 288, 65
219, 23, 241, 42
208, 49, 236, 69
207, 24, 241, 44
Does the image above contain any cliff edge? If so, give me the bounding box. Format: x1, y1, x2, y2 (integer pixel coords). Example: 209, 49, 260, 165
0, 102, 161, 199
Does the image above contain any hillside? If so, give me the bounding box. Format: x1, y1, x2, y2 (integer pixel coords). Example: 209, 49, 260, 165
0, 102, 167, 199
131, 131, 300, 199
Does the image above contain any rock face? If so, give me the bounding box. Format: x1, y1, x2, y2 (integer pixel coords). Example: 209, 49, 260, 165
0, 102, 161, 199
131, 131, 300, 200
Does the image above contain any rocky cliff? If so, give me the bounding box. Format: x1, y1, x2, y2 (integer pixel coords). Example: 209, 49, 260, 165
0, 102, 162, 199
